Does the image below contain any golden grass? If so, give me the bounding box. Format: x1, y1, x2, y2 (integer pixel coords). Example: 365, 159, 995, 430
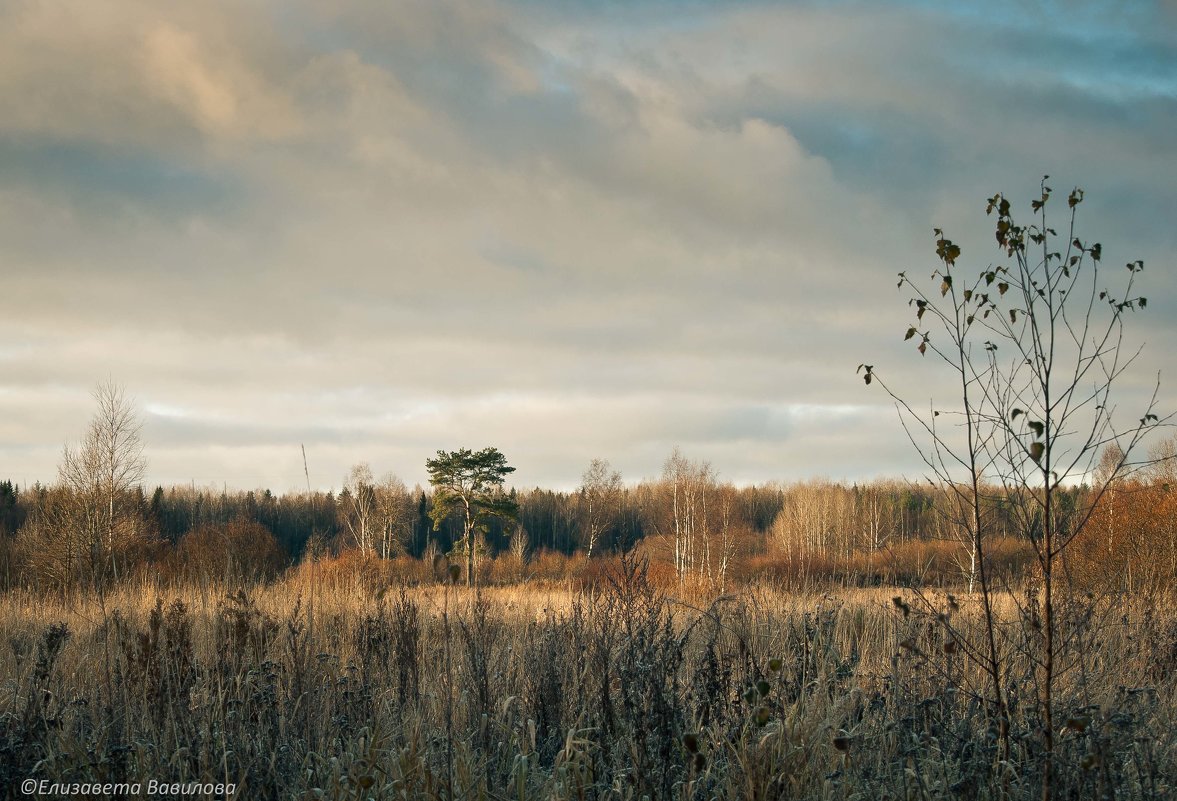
1, 566, 1173, 800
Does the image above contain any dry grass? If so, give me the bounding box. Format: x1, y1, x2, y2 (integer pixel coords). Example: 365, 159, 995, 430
1, 560, 1174, 800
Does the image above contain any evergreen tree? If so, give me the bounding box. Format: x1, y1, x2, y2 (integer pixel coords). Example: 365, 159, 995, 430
426, 448, 517, 585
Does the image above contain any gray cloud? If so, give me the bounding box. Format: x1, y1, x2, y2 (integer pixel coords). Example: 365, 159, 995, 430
1, 0, 1174, 492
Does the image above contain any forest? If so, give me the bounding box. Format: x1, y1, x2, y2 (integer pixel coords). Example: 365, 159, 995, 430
1, 445, 1174, 596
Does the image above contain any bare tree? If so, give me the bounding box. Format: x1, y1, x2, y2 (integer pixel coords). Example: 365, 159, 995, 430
508, 525, 529, 562
58, 380, 147, 588
577, 458, 622, 559
713, 482, 738, 591
1148, 435, 1177, 580
374, 473, 413, 559
653, 448, 718, 583
770, 480, 854, 562
857, 481, 896, 557
16, 486, 80, 590
340, 463, 377, 556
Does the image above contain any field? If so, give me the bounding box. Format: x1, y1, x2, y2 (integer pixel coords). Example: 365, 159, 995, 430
2, 561, 1174, 800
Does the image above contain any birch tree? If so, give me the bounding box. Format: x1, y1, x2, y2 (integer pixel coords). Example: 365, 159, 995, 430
577, 458, 622, 559
58, 380, 147, 588
340, 463, 378, 556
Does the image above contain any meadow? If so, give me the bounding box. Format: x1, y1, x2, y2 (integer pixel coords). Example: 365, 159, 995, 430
2, 558, 1173, 800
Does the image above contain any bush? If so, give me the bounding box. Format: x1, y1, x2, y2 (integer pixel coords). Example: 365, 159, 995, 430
170, 516, 286, 585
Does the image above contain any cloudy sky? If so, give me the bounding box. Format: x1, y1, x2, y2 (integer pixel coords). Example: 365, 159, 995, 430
1, 0, 1175, 492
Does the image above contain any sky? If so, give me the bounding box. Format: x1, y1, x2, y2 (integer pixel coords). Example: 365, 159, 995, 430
1, 0, 1175, 492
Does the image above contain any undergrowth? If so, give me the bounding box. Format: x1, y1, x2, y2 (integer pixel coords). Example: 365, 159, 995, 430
0, 558, 1173, 800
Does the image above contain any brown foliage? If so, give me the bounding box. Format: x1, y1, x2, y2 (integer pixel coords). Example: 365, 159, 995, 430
168, 516, 286, 585
734, 537, 1032, 589
1070, 479, 1177, 595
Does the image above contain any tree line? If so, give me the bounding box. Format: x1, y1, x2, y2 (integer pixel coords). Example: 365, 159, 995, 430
2, 427, 1172, 593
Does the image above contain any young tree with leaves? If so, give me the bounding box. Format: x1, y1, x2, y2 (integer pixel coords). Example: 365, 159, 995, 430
426, 447, 517, 586
861, 179, 1167, 799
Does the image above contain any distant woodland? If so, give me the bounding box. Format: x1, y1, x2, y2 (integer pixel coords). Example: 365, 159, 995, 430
2, 439, 1174, 594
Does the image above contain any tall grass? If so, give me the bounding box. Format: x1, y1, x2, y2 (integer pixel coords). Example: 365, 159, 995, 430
1, 559, 1173, 799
